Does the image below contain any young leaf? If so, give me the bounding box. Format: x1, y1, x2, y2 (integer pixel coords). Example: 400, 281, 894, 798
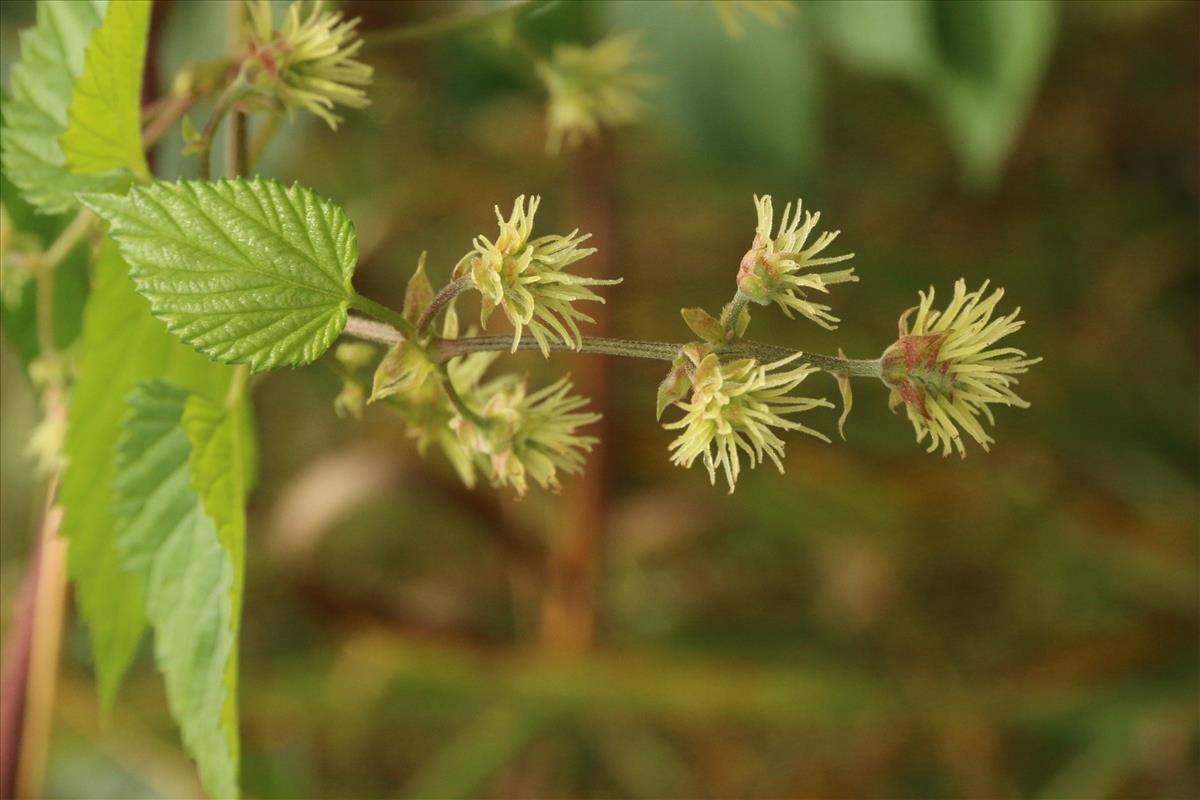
59, 241, 232, 710
403, 251, 434, 323
681, 307, 724, 344
0, 0, 128, 214
114, 381, 241, 799
81, 178, 359, 371
60, 0, 153, 179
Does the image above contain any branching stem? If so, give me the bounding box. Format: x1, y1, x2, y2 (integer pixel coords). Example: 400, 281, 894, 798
342, 314, 883, 378
416, 277, 471, 335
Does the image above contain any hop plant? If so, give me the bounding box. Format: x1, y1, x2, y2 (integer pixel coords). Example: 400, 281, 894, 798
880, 280, 1041, 457
451, 375, 601, 497
665, 352, 830, 493
536, 33, 650, 154
244, 0, 372, 129
453, 195, 620, 356
737, 195, 858, 329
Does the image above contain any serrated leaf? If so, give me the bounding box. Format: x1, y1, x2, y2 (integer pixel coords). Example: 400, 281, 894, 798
114, 381, 241, 799
81, 178, 359, 371
59, 241, 232, 710
61, 0, 153, 179
1, 0, 130, 214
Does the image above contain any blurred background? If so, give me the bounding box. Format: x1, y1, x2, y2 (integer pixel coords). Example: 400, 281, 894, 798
2, 1, 1198, 797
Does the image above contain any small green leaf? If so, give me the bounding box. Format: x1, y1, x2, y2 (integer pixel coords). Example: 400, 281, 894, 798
681, 307, 724, 344
0, 1, 128, 214
59, 241, 232, 710
656, 354, 692, 421
114, 381, 242, 799
80, 178, 359, 371
835, 349, 853, 441
61, 0, 153, 180
403, 251, 434, 323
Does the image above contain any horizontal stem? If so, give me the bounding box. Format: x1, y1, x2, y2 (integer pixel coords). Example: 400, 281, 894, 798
433, 334, 682, 363
350, 295, 418, 340
341, 315, 883, 378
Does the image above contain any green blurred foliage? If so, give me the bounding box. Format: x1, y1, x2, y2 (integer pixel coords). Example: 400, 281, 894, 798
2, 1, 1198, 798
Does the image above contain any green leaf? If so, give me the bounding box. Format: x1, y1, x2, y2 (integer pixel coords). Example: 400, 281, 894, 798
680, 307, 724, 344
81, 178, 359, 371
60, 0, 153, 180
59, 241, 232, 710
114, 381, 241, 799
602, 2, 821, 175
0, 0, 129, 214
815, 0, 1057, 191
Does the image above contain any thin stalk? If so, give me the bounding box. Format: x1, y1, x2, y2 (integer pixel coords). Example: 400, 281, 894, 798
197, 75, 248, 180
225, 110, 247, 178
365, 0, 548, 49
341, 314, 883, 378
350, 295, 418, 340
39, 211, 95, 275
718, 291, 750, 334
14, 481, 67, 800
247, 110, 283, 170
141, 92, 195, 149
437, 365, 487, 428
416, 277, 470, 335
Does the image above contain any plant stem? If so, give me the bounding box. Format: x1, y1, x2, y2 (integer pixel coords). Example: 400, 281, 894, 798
197, 75, 247, 180
350, 295, 418, 340
416, 277, 471, 335
718, 290, 750, 334
341, 314, 883, 378
141, 92, 195, 149
437, 365, 487, 428
365, 0, 548, 49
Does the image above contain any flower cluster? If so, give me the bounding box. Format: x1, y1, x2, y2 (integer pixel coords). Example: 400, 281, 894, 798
737, 195, 858, 329
245, 0, 372, 129
664, 352, 830, 493
881, 280, 1041, 457
453, 195, 620, 356
536, 34, 650, 154
451, 375, 600, 497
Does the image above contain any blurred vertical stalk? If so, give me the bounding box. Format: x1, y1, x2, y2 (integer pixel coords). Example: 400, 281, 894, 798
14, 483, 67, 800
539, 138, 617, 655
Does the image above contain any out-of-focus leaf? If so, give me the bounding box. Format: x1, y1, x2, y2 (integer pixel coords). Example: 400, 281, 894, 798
602, 2, 821, 175
60, 0, 152, 179
0, 0, 129, 214
59, 241, 231, 710
816, 0, 1058, 190
81, 178, 358, 371
114, 380, 241, 799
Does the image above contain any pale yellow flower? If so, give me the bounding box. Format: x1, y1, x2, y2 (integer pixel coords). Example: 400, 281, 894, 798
710, 1, 796, 38
536, 33, 650, 154
453, 195, 620, 356
665, 352, 830, 492
737, 195, 858, 329
881, 280, 1041, 457
452, 375, 600, 497
245, 0, 372, 129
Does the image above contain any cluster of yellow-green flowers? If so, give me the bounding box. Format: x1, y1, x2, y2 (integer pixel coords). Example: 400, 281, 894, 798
880, 280, 1041, 457
452, 195, 620, 356
348, 248, 602, 498
338, 191, 1036, 497
737, 195, 858, 329
664, 351, 830, 493
536, 34, 650, 154
244, 0, 372, 129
